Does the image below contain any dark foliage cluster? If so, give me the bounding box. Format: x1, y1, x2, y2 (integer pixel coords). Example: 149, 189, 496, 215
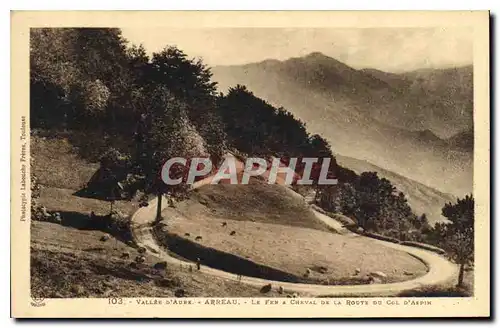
317, 172, 431, 242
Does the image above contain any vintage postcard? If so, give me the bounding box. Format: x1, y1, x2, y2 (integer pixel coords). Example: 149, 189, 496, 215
11, 11, 490, 318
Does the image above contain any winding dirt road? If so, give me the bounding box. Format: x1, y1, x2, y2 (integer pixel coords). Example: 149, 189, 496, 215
131, 195, 457, 297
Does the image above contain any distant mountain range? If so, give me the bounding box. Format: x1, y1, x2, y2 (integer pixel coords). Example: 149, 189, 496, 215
212, 52, 473, 197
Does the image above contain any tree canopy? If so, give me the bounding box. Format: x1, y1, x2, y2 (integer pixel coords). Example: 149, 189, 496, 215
440, 195, 474, 286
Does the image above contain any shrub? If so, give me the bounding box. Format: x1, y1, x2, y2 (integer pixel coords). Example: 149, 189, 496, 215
107, 210, 133, 241
85, 210, 133, 242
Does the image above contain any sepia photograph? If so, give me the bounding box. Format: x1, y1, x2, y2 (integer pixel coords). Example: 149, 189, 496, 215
11, 11, 490, 318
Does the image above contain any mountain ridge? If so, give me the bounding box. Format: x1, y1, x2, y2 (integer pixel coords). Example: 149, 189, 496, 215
213, 52, 473, 137
211, 52, 473, 197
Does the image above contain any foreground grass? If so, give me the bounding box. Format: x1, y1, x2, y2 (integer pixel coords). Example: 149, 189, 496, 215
31, 221, 281, 298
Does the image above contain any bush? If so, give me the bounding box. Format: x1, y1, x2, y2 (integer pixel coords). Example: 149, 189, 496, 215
84, 210, 133, 242
106, 210, 133, 241
31, 205, 56, 223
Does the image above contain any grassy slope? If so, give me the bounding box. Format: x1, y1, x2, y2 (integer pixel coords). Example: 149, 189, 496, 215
32, 135, 98, 190
31, 135, 279, 297
31, 221, 280, 298
161, 183, 428, 284
181, 178, 330, 232
336, 154, 456, 225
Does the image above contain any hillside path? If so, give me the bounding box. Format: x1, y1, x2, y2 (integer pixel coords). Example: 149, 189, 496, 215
131, 195, 457, 296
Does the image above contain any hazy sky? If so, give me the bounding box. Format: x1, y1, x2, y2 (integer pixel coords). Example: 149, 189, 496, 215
121, 27, 473, 72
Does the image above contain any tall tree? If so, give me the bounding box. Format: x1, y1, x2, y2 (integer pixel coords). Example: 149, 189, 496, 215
149, 46, 217, 104
148, 46, 227, 165
136, 86, 208, 221
217, 85, 313, 158
441, 195, 474, 287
